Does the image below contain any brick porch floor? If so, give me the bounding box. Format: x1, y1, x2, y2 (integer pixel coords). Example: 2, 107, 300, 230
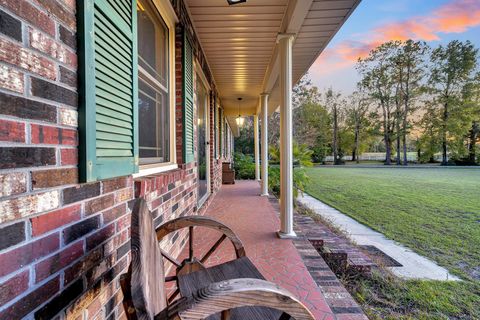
176, 180, 336, 319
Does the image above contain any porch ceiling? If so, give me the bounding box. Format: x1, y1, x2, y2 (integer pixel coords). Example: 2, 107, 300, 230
185, 0, 287, 117
185, 0, 360, 123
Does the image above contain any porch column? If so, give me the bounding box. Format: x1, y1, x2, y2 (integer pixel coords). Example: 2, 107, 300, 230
254, 114, 260, 181
278, 33, 296, 238
260, 93, 269, 196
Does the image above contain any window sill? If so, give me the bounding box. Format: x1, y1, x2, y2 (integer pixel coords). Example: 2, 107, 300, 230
133, 163, 179, 178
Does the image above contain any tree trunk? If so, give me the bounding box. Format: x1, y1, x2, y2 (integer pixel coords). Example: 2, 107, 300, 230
402, 65, 410, 166
332, 105, 339, 165
429, 137, 436, 163
385, 137, 392, 165
441, 102, 448, 165
353, 124, 360, 163
396, 118, 401, 165
402, 100, 409, 166
468, 121, 479, 164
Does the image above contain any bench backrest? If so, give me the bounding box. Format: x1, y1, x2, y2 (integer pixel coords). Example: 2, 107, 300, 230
129, 198, 167, 319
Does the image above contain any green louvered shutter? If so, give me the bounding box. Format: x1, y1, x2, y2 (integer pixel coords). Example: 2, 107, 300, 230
183, 33, 195, 163
78, 0, 138, 182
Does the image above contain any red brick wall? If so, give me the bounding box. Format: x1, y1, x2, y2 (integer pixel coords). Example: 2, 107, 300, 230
210, 93, 226, 194
0, 0, 224, 319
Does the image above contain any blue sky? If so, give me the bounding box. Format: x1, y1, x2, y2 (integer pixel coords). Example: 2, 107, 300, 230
308, 0, 480, 94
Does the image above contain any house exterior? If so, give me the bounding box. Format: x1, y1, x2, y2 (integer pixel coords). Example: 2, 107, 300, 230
0, 0, 359, 318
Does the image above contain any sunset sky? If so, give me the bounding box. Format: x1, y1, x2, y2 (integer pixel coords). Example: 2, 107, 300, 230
308, 0, 480, 94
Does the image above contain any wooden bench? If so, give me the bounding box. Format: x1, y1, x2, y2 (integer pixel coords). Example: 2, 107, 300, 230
121, 199, 314, 320
222, 162, 235, 184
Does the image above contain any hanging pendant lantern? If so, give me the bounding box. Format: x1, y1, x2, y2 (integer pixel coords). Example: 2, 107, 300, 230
236, 97, 244, 126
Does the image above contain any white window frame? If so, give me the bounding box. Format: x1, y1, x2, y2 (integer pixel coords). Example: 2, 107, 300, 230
194, 60, 212, 207
220, 111, 225, 158
215, 103, 220, 159
134, 0, 178, 178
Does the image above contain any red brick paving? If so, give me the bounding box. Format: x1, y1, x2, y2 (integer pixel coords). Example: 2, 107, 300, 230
175, 180, 335, 319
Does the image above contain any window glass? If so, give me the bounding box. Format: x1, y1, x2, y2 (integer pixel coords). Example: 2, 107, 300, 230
138, 2, 168, 87
215, 104, 219, 158
224, 120, 228, 157
137, 0, 170, 164
197, 80, 208, 200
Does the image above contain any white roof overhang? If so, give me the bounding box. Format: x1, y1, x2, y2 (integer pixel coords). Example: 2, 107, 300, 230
185, 0, 361, 134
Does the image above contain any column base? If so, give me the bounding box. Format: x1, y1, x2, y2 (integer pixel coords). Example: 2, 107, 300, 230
260, 192, 269, 197
276, 230, 297, 239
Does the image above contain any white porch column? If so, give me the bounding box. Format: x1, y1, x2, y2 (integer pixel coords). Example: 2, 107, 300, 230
278, 33, 296, 238
260, 93, 269, 196
254, 114, 260, 181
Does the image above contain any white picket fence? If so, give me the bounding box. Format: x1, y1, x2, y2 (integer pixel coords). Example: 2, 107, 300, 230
324, 152, 443, 162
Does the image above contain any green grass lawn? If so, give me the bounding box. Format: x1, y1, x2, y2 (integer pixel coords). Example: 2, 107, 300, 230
304, 167, 480, 280
348, 269, 480, 319
304, 167, 480, 319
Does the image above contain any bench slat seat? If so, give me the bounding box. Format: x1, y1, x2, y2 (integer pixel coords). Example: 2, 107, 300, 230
178, 256, 283, 319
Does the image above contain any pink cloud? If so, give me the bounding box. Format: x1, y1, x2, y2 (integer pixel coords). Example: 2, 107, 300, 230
311, 0, 480, 76
432, 0, 480, 33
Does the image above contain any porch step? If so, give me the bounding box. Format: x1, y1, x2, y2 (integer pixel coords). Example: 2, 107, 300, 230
267, 195, 369, 319
294, 214, 375, 276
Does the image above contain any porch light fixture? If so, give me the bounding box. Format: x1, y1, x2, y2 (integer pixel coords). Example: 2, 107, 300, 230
227, 0, 247, 5
236, 97, 245, 127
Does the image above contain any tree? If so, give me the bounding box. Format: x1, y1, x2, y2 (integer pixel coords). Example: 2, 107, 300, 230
394, 82, 403, 165
268, 111, 280, 146
418, 100, 442, 163
357, 41, 399, 165
292, 77, 323, 147
346, 89, 370, 163
467, 72, 480, 163
322, 88, 344, 164
428, 40, 478, 165
292, 75, 316, 109
293, 100, 330, 163
292, 75, 330, 163
393, 40, 429, 165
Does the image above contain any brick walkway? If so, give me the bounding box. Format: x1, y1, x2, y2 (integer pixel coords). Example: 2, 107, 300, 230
176, 180, 335, 319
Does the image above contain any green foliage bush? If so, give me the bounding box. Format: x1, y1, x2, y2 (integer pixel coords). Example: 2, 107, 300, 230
233, 143, 313, 195
269, 143, 314, 167
268, 166, 280, 195
268, 143, 313, 198
233, 152, 256, 179
268, 167, 311, 199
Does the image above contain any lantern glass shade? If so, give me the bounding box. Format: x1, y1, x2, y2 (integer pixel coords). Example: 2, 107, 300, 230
236, 116, 245, 126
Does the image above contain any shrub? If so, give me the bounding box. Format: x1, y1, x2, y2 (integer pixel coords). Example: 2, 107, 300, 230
269, 143, 314, 167
268, 166, 280, 195
233, 152, 256, 179
234, 143, 313, 194
268, 166, 311, 198
268, 143, 313, 198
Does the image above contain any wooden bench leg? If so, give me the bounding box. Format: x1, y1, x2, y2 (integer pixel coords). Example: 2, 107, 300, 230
221, 310, 231, 320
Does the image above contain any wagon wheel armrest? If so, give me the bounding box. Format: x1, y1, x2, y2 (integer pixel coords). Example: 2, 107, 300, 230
164, 278, 315, 320
155, 216, 246, 259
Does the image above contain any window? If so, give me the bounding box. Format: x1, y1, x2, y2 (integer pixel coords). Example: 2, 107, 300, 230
215, 103, 220, 158
220, 111, 225, 157
224, 118, 228, 158
137, 0, 171, 165
78, 0, 178, 182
